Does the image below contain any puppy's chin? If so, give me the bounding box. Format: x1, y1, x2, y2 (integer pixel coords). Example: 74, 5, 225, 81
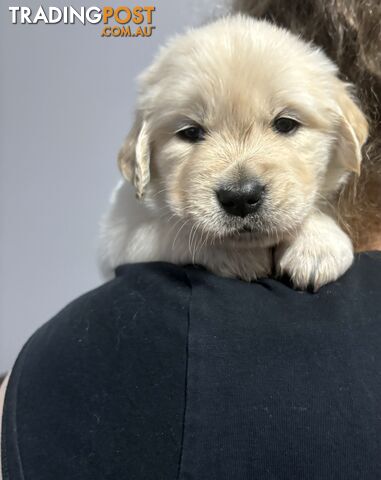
187, 213, 298, 249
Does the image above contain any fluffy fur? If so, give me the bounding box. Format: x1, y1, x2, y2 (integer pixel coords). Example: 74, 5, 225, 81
100, 15, 368, 289
234, 0, 381, 251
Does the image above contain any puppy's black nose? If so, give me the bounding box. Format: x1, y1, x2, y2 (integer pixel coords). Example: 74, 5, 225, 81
216, 180, 265, 218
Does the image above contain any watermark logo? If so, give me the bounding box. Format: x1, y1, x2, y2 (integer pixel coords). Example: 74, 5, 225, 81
8, 5, 156, 38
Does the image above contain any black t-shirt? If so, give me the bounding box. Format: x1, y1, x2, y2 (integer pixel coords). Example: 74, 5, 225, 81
2, 252, 381, 479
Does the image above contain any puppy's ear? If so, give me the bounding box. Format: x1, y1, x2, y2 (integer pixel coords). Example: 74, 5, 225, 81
334, 84, 368, 175
118, 115, 151, 199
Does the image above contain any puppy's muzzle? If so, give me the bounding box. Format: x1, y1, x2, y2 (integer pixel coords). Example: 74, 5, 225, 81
216, 179, 265, 218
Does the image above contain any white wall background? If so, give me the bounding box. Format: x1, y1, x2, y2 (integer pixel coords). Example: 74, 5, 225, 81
0, 0, 227, 372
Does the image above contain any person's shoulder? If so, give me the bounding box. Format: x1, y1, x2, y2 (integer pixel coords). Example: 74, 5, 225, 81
2, 263, 193, 480
51, 262, 191, 331
355, 251, 381, 265
350, 251, 381, 285
6, 262, 192, 385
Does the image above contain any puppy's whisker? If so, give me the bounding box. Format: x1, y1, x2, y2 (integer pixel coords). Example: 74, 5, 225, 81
172, 218, 191, 250
188, 224, 197, 259
151, 188, 169, 199
191, 223, 203, 264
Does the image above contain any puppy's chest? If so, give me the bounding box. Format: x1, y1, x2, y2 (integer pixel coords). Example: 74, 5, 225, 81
198, 244, 274, 282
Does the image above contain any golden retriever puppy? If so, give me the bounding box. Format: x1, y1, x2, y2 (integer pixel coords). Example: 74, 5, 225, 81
100, 15, 368, 290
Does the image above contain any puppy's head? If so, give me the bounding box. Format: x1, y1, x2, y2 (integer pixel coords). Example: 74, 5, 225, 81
119, 16, 368, 246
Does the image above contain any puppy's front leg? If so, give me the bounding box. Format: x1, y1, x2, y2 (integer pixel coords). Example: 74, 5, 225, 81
275, 212, 354, 291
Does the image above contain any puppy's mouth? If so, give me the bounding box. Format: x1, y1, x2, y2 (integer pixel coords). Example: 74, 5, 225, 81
229, 225, 257, 239
233, 225, 263, 241
215, 216, 281, 247
223, 222, 262, 240
238, 225, 255, 234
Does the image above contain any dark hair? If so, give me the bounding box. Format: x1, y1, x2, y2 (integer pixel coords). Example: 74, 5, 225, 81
234, 0, 381, 249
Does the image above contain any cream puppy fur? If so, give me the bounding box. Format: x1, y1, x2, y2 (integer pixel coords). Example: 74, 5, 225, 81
100, 15, 368, 290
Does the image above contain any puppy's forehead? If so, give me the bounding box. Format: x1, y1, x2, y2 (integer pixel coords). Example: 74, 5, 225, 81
141, 16, 337, 126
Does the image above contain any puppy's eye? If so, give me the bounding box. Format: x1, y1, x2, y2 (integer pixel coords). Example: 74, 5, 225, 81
273, 117, 300, 134
176, 126, 205, 143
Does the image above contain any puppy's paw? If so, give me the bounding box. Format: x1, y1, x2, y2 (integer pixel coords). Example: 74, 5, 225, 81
276, 216, 354, 291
